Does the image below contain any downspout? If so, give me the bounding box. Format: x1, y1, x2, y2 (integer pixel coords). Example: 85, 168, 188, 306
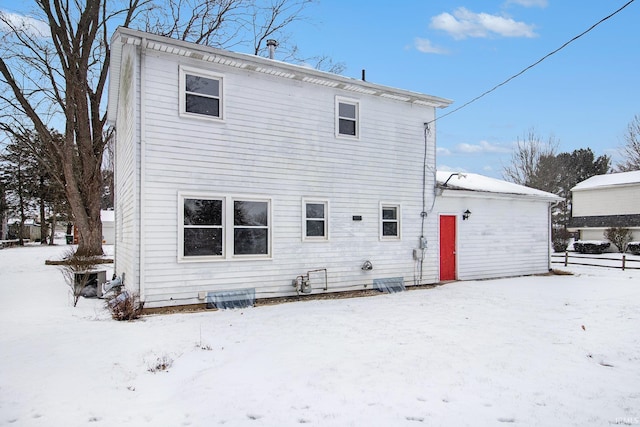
139, 38, 147, 301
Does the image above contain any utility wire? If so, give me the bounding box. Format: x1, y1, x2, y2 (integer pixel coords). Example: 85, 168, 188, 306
427, 0, 636, 125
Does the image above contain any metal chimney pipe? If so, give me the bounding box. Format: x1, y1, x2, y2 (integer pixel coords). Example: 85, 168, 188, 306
266, 39, 278, 59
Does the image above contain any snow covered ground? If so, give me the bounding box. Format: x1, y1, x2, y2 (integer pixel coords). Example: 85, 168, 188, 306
1, 242, 639, 427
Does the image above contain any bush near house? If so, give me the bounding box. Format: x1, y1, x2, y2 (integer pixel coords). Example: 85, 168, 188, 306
573, 240, 610, 254
604, 227, 633, 253
628, 242, 640, 255
552, 228, 572, 252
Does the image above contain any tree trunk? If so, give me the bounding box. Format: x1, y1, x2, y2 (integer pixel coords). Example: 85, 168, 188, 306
49, 207, 57, 245
39, 183, 48, 244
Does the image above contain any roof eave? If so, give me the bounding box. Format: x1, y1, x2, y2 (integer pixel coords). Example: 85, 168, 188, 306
107, 27, 453, 123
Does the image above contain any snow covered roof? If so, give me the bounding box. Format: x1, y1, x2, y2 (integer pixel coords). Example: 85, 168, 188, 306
571, 170, 640, 191
436, 171, 561, 201
100, 210, 115, 223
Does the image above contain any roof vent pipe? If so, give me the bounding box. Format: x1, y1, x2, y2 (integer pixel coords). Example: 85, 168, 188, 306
266, 39, 278, 59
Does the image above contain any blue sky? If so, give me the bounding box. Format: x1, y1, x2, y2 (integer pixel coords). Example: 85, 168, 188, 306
2, 1, 638, 179
288, 0, 639, 177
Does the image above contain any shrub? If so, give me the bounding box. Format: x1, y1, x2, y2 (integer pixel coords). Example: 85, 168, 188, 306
58, 248, 102, 307
147, 355, 173, 373
552, 228, 572, 252
604, 227, 633, 253
106, 290, 144, 321
573, 241, 610, 254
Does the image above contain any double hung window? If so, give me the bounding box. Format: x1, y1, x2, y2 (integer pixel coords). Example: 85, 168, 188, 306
303, 200, 328, 240
336, 97, 359, 138
380, 204, 401, 240
180, 66, 223, 119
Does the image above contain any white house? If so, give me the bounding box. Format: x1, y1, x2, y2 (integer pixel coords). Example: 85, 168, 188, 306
107, 28, 453, 308
434, 172, 561, 281
568, 171, 640, 243
101, 210, 115, 245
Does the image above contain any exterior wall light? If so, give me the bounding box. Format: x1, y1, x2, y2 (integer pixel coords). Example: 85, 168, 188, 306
462, 209, 471, 220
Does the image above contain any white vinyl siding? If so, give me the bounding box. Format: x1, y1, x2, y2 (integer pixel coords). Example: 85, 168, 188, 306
113, 43, 140, 295
572, 186, 640, 216
113, 40, 444, 308
436, 194, 552, 280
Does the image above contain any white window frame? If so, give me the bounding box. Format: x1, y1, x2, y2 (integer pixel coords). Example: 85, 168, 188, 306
178, 193, 272, 262
380, 203, 401, 240
179, 65, 224, 121
302, 199, 329, 241
335, 96, 359, 139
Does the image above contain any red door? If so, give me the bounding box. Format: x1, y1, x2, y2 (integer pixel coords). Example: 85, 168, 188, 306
439, 215, 456, 281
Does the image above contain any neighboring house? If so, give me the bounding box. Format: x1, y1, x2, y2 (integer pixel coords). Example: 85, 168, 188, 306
568, 170, 640, 245
101, 210, 115, 245
7, 219, 41, 241
434, 172, 561, 281
107, 28, 453, 308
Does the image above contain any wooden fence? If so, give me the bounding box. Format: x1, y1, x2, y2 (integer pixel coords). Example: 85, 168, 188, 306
551, 252, 640, 271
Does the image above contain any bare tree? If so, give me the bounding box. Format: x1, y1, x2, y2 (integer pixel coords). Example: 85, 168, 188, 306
502, 128, 559, 187
504, 130, 610, 232
616, 114, 640, 172
0, 1, 144, 256
604, 227, 633, 253
142, 0, 315, 57
1, 0, 325, 257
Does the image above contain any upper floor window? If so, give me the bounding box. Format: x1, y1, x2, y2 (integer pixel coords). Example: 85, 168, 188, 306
380, 204, 401, 240
303, 199, 329, 240
180, 66, 223, 120
336, 97, 359, 138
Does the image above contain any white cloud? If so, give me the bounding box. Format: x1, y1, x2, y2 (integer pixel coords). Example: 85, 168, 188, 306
0, 10, 49, 38
430, 7, 537, 40
437, 147, 452, 156
505, 0, 548, 8
414, 38, 449, 55
456, 140, 511, 154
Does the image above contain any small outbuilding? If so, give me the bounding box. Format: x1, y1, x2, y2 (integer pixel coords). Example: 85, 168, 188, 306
434, 172, 561, 281
101, 210, 115, 245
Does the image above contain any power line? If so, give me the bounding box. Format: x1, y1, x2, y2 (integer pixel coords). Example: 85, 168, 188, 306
429, 0, 636, 125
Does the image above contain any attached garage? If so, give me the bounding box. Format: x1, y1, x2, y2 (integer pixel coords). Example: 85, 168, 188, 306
434, 172, 561, 281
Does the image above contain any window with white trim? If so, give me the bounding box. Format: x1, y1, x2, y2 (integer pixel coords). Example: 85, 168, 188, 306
336, 97, 359, 138
303, 200, 328, 240
183, 198, 224, 257
380, 204, 401, 239
233, 200, 270, 255
179, 194, 271, 260
180, 66, 223, 119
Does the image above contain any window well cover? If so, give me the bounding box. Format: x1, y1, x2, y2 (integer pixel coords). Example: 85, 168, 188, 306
373, 277, 406, 293
206, 288, 256, 309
